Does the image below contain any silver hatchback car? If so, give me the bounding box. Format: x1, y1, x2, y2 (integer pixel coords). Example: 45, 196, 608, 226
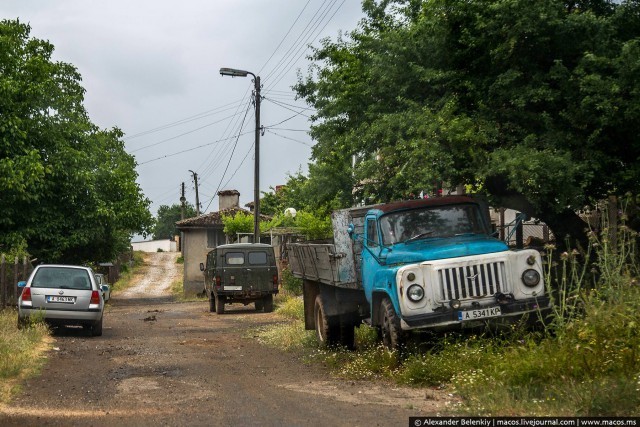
18, 265, 105, 336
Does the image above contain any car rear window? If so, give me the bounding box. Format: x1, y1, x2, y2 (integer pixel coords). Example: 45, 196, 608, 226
248, 252, 268, 265
225, 252, 245, 265
31, 267, 92, 290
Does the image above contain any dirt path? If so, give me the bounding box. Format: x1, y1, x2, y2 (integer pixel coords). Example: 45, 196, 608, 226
0, 252, 452, 426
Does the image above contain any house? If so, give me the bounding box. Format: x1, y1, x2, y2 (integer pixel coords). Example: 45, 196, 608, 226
175, 190, 270, 296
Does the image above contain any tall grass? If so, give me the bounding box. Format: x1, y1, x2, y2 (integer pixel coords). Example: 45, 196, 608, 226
257, 201, 640, 416
0, 309, 50, 404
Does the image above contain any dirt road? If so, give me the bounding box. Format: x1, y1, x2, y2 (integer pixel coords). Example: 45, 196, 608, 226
0, 252, 450, 426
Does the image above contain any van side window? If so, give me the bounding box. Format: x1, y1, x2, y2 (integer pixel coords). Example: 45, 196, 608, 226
225, 252, 245, 265
248, 252, 268, 265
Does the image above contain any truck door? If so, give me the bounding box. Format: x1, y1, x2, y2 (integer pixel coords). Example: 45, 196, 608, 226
362, 215, 382, 294
222, 250, 246, 291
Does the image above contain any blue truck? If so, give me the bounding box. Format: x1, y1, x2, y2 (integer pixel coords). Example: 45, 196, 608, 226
287, 196, 550, 349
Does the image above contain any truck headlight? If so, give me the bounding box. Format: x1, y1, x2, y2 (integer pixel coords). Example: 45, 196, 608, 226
522, 269, 541, 287
407, 284, 424, 302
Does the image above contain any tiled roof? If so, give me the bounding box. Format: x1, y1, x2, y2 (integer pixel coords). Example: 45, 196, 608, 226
175, 207, 270, 228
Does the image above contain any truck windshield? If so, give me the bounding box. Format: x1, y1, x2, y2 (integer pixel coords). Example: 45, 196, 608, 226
379, 204, 487, 245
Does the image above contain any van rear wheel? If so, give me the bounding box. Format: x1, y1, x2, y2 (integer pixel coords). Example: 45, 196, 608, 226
263, 295, 273, 313
255, 299, 264, 311
208, 292, 216, 312
215, 295, 225, 314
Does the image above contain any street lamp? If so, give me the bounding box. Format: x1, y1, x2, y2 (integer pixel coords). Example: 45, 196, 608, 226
220, 67, 261, 243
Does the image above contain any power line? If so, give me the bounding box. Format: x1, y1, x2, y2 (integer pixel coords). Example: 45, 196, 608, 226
203, 99, 254, 213
265, 129, 314, 147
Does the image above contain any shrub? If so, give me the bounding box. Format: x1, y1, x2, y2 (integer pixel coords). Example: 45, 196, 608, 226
281, 268, 302, 295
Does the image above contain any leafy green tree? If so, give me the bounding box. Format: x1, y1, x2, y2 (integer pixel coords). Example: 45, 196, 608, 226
0, 20, 152, 262
152, 203, 197, 240
294, 0, 640, 247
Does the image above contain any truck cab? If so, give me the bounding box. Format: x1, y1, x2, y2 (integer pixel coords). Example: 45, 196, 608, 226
288, 196, 550, 350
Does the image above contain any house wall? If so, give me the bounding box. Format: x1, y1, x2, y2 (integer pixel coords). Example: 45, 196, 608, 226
131, 239, 176, 253
182, 229, 209, 295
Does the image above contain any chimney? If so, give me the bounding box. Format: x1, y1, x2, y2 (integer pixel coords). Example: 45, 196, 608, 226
218, 190, 240, 211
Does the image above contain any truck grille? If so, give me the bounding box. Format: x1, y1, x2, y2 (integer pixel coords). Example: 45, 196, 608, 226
437, 261, 506, 301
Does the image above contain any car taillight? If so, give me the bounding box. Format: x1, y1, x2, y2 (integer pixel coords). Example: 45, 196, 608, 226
90, 290, 101, 304
215, 276, 221, 288
22, 287, 31, 302
273, 274, 278, 289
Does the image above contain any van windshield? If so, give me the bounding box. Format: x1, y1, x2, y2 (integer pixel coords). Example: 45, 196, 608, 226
31, 267, 92, 290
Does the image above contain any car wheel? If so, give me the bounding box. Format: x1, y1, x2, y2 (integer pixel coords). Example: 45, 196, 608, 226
208, 292, 216, 312
255, 299, 264, 311
262, 294, 273, 313
215, 295, 225, 314
314, 294, 339, 347
380, 297, 404, 350
91, 317, 103, 337
17, 316, 28, 330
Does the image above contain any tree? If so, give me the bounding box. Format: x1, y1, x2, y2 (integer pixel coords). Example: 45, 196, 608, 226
0, 20, 153, 262
152, 203, 197, 240
294, 0, 640, 247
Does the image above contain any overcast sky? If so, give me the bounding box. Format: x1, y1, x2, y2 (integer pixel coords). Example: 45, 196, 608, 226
1, 1, 364, 220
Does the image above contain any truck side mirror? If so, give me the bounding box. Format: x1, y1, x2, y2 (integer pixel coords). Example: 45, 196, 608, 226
199, 262, 205, 272
17, 281, 27, 288
347, 224, 355, 236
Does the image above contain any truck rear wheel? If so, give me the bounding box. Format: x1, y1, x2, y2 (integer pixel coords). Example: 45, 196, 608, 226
215, 295, 225, 314
314, 294, 339, 347
255, 299, 264, 311
380, 297, 404, 350
263, 294, 274, 313
339, 318, 356, 350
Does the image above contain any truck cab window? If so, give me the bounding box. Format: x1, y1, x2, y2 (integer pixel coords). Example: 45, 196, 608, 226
366, 219, 379, 247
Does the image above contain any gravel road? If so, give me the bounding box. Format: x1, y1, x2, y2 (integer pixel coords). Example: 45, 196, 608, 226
0, 252, 451, 426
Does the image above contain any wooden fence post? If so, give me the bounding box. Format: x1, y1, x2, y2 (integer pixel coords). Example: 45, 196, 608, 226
608, 195, 618, 253
1, 254, 6, 309
12, 257, 19, 305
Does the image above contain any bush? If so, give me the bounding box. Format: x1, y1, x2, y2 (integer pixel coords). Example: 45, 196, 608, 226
281, 268, 302, 295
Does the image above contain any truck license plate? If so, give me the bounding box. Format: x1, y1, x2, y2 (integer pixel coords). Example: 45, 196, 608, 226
223, 286, 242, 291
458, 306, 501, 321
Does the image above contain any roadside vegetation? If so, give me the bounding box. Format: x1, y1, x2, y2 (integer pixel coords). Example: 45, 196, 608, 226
259, 206, 640, 416
109, 251, 146, 294
0, 309, 50, 405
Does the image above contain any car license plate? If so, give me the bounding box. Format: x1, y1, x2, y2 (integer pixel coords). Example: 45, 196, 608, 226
458, 306, 501, 321
223, 286, 242, 291
47, 296, 76, 303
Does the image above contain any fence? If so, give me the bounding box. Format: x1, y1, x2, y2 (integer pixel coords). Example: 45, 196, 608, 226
0, 255, 32, 310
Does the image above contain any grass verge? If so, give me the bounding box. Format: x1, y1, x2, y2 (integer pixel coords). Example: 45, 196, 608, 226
0, 308, 51, 405
110, 251, 146, 293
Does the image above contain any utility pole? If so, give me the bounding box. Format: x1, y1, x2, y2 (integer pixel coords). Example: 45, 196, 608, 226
189, 170, 200, 216
253, 75, 261, 243
219, 67, 262, 243
180, 182, 186, 220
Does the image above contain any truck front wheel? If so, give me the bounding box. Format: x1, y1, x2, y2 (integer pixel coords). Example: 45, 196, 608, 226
314, 294, 339, 347
380, 297, 404, 350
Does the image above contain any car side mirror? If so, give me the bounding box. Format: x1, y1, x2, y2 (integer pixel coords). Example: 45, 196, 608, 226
199, 262, 205, 272
347, 223, 355, 236
17, 281, 27, 288
100, 285, 109, 293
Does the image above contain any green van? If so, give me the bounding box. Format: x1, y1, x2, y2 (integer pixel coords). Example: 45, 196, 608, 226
201, 243, 279, 314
